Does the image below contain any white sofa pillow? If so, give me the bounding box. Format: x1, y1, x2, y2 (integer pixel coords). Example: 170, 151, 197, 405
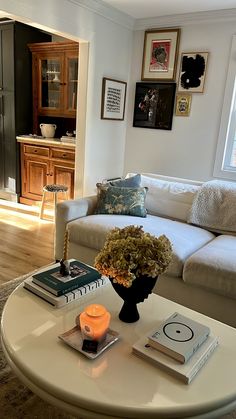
140, 174, 200, 222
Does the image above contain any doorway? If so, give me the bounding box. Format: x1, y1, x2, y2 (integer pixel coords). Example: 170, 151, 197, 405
0, 13, 88, 204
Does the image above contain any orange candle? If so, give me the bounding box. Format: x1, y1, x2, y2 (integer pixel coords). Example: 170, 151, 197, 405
79, 304, 111, 342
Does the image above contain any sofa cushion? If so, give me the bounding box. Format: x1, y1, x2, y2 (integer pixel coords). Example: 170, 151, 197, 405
140, 175, 200, 222
183, 235, 236, 299
67, 214, 215, 278
187, 180, 236, 234
110, 174, 141, 187
95, 184, 148, 217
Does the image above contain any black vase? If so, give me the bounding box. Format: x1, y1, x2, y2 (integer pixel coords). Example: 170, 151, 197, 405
109, 276, 157, 323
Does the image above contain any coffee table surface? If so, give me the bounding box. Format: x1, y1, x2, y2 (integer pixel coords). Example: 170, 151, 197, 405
2, 277, 236, 419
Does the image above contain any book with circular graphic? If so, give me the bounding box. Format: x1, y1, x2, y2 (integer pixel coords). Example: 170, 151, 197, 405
148, 312, 210, 364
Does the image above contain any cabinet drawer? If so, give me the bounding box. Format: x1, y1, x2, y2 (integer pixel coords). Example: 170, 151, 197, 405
24, 145, 49, 157
51, 148, 75, 162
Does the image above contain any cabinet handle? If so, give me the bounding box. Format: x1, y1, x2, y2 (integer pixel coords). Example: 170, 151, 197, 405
0, 96, 4, 116
0, 87, 3, 91
34, 149, 38, 153
62, 154, 67, 158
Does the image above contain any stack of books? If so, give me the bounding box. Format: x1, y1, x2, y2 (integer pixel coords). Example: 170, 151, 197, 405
24, 259, 109, 308
132, 312, 219, 384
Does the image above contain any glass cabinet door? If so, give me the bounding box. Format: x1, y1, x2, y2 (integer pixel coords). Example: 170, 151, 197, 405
65, 55, 78, 113
40, 57, 63, 111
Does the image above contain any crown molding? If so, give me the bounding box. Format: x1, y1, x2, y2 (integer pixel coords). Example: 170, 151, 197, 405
67, 0, 134, 30
134, 8, 236, 30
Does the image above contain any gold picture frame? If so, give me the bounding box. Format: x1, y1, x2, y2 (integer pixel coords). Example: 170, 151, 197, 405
141, 28, 180, 81
178, 52, 209, 93
175, 93, 192, 116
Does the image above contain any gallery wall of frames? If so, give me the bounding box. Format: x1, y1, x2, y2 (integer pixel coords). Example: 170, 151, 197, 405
135, 28, 208, 129
100, 27, 209, 130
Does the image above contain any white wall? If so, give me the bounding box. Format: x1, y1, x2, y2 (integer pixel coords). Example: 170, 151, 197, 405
0, 0, 133, 195
124, 18, 236, 181
1, 2, 235, 188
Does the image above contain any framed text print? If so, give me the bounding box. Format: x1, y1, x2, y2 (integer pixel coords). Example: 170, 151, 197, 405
178, 52, 209, 93
133, 82, 176, 130
101, 78, 127, 120
141, 28, 180, 81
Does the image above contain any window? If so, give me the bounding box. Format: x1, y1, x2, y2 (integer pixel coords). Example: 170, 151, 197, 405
214, 35, 236, 181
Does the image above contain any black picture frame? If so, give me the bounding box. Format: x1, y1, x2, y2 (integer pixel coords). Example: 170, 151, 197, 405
133, 82, 176, 130
101, 77, 127, 120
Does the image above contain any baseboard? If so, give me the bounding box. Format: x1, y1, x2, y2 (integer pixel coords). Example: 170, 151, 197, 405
0, 189, 18, 202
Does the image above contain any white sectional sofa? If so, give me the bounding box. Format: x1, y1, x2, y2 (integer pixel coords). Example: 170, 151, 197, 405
55, 173, 236, 328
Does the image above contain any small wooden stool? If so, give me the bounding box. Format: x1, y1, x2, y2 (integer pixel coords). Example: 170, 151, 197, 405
40, 184, 69, 220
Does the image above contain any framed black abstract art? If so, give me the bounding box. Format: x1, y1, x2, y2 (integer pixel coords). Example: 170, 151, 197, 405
178, 52, 209, 93
133, 82, 176, 130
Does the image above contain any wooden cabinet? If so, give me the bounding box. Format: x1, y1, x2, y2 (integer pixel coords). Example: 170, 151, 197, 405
20, 142, 75, 204
22, 145, 50, 201
51, 160, 75, 196
28, 41, 79, 133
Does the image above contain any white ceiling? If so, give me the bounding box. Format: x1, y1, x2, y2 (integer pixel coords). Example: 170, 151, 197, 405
102, 0, 236, 19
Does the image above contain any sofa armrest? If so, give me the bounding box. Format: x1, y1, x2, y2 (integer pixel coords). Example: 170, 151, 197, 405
54, 195, 97, 260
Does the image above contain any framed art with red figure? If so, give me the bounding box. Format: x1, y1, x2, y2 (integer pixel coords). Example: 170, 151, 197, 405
142, 28, 180, 81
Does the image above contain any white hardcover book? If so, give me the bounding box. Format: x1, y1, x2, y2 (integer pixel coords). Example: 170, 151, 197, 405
24, 276, 109, 308
148, 312, 210, 363
132, 335, 218, 384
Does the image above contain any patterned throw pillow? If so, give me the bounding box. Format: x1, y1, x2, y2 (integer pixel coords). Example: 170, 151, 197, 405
95, 184, 148, 217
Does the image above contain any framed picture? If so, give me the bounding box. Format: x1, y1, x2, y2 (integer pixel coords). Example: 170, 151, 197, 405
178, 52, 209, 93
141, 28, 180, 81
175, 93, 192, 116
133, 82, 176, 130
101, 77, 127, 120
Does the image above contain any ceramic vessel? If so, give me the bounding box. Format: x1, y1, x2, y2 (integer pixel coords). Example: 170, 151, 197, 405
40, 123, 57, 138
110, 276, 157, 323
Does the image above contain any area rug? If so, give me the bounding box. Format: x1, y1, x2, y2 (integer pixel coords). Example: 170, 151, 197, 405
0, 272, 77, 419
0, 274, 236, 419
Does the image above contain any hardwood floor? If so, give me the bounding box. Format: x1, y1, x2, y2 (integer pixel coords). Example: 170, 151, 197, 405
0, 200, 55, 285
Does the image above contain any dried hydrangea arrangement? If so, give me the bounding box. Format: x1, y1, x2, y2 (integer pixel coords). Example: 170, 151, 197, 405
94, 225, 172, 288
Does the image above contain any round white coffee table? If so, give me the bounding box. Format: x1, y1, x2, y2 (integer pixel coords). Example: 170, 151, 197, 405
2, 279, 236, 419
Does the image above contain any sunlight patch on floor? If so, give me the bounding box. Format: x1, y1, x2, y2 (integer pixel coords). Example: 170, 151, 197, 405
0, 199, 40, 213
0, 200, 54, 229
